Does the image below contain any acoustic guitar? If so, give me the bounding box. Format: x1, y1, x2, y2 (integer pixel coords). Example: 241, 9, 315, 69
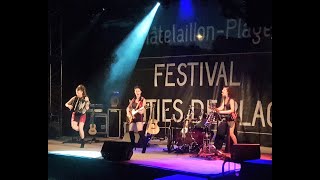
181, 107, 193, 135
146, 104, 160, 135
88, 108, 97, 136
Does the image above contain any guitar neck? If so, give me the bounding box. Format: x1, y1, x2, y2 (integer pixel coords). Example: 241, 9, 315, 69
148, 106, 152, 120
90, 111, 95, 124
152, 104, 155, 119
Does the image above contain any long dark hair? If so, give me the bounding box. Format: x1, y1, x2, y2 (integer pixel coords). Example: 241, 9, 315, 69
224, 86, 234, 99
76, 84, 88, 98
133, 85, 142, 101
134, 85, 142, 91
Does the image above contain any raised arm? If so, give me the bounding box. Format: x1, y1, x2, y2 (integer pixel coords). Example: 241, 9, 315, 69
65, 96, 76, 110
84, 96, 90, 110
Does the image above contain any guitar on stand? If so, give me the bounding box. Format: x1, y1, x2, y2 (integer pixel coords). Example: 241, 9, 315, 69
146, 103, 160, 135
86, 104, 102, 144
88, 106, 97, 136
175, 106, 194, 154
180, 106, 193, 137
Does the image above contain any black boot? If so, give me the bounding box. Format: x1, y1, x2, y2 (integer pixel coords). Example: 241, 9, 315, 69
138, 131, 146, 153
129, 131, 136, 149
80, 138, 84, 148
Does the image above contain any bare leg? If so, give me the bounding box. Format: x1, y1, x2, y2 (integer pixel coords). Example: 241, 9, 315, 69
71, 121, 79, 131
229, 125, 237, 144
79, 122, 85, 148
79, 122, 85, 139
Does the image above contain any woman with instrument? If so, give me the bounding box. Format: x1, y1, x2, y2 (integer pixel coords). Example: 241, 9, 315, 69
126, 85, 147, 153
65, 84, 90, 148
213, 86, 237, 151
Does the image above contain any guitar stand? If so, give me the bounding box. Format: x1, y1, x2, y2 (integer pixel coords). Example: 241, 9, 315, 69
163, 116, 176, 153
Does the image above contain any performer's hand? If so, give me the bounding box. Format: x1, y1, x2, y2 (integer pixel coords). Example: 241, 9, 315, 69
84, 96, 89, 102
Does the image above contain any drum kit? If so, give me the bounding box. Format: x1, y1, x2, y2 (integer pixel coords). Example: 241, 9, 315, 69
166, 103, 225, 159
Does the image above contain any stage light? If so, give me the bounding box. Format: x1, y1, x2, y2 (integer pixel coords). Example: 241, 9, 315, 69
103, 2, 160, 101
196, 34, 204, 41
179, 0, 194, 21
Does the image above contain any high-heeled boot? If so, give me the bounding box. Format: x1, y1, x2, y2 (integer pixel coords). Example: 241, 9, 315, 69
138, 131, 146, 153
80, 138, 84, 148
129, 131, 136, 149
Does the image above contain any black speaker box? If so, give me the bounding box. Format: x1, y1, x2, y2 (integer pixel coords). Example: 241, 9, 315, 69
101, 141, 133, 161
231, 144, 261, 162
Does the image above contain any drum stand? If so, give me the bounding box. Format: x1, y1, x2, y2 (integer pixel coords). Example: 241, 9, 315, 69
200, 126, 216, 153
195, 112, 225, 160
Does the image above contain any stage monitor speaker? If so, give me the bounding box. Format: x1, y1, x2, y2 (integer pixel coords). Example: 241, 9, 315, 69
231, 144, 261, 162
101, 141, 133, 161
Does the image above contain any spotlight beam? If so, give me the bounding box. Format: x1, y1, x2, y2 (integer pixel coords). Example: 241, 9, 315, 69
103, 2, 160, 101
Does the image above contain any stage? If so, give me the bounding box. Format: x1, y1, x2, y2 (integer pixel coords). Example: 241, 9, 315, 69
48, 137, 272, 180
